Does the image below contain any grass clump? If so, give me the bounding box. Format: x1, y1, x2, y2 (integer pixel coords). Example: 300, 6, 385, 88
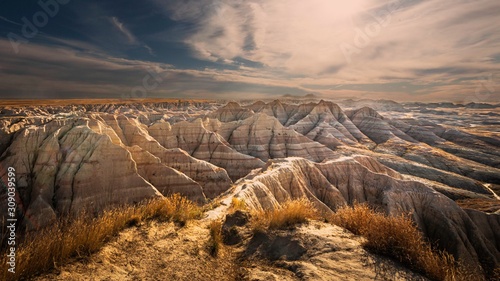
0, 194, 201, 281
230, 197, 247, 211
251, 198, 318, 232
330, 204, 475, 281
207, 220, 223, 257
144, 193, 202, 226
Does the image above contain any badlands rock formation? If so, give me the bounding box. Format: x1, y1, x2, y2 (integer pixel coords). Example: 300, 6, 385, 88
0, 119, 162, 229
209, 100, 500, 194
1, 99, 499, 274
148, 118, 265, 181
233, 156, 500, 273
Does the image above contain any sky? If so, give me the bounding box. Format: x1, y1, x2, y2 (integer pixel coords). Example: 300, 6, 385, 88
0, 0, 499, 102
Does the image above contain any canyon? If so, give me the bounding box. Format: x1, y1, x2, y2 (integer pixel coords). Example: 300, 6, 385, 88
0, 98, 499, 277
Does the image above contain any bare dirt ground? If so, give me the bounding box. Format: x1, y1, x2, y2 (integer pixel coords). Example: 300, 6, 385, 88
33, 212, 427, 281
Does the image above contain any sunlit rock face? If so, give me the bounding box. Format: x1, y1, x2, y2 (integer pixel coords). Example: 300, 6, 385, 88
0, 120, 162, 230
148, 118, 265, 181
234, 156, 500, 273
0, 99, 499, 273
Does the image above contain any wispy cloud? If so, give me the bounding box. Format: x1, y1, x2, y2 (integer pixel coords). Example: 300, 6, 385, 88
111, 16, 137, 44
0, 16, 22, 26
110, 16, 155, 55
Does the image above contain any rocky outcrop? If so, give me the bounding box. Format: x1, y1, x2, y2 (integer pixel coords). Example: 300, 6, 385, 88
207, 101, 254, 122
148, 119, 265, 181
236, 158, 346, 214
200, 100, 500, 191
463, 209, 500, 253
158, 148, 232, 199
346, 107, 500, 185
338, 99, 406, 112
0, 120, 162, 230
127, 146, 206, 203
234, 156, 500, 273
213, 113, 337, 162
0, 110, 236, 231
238, 100, 375, 149
288, 101, 374, 149
347, 107, 418, 144
96, 114, 233, 198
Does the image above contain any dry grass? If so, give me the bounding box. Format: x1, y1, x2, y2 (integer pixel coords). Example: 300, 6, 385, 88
330, 204, 476, 281
251, 198, 318, 232
207, 220, 223, 257
230, 197, 247, 212
0, 194, 201, 281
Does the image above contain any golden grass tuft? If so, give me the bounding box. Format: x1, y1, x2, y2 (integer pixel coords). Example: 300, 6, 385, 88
230, 197, 247, 211
0, 194, 201, 281
251, 198, 318, 231
330, 204, 476, 281
207, 220, 223, 257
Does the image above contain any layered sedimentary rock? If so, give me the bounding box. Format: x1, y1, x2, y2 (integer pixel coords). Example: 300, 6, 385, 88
0, 120, 162, 230
346, 107, 500, 185
212, 113, 337, 162
234, 156, 500, 273
157, 148, 232, 199
148, 119, 265, 181
392, 118, 500, 168
127, 146, 206, 203
96, 114, 233, 198
346, 107, 418, 144
288, 101, 374, 149
207, 100, 500, 193
230, 100, 375, 149
207, 101, 254, 122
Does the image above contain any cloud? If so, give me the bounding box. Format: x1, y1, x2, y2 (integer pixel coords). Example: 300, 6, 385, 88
0, 16, 22, 26
161, 0, 500, 91
0, 39, 162, 98
1, 0, 498, 102
0, 39, 311, 99
0, 35, 496, 102
110, 16, 155, 55
111, 16, 137, 44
